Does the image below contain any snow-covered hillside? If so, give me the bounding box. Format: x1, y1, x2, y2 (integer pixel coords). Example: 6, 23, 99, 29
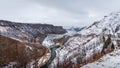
48, 35, 110, 68
0, 20, 66, 43
45, 11, 120, 68
79, 11, 120, 35
82, 49, 120, 68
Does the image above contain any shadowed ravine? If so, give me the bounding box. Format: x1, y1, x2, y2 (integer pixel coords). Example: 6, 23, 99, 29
41, 45, 60, 68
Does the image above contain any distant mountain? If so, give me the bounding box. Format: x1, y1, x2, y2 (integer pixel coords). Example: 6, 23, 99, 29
0, 20, 66, 43
62, 26, 84, 35
63, 26, 82, 32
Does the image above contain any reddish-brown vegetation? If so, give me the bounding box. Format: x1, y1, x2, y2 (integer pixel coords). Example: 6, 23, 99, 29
0, 36, 48, 67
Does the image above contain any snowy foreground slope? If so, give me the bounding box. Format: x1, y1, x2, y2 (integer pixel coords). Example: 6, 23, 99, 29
82, 49, 120, 68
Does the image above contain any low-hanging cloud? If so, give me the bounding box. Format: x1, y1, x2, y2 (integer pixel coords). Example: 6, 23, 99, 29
0, 0, 120, 27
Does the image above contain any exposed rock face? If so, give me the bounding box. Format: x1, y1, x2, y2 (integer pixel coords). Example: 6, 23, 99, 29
0, 20, 66, 43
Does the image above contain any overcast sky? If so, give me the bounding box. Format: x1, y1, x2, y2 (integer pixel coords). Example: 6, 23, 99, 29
0, 0, 120, 27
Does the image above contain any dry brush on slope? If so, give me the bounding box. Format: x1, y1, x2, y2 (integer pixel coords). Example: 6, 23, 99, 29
0, 35, 48, 68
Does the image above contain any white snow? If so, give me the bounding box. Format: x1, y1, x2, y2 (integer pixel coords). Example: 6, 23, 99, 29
82, 49, 120, 68
0, 26, 9, 32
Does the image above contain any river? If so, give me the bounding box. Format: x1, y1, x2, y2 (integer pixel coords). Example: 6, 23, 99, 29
41, 45, 60, 68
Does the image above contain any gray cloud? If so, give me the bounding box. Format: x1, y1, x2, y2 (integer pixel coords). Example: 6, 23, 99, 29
0, 0, 120, 27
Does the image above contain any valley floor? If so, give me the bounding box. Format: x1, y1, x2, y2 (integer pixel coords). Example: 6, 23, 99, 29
82, 49, 120, 68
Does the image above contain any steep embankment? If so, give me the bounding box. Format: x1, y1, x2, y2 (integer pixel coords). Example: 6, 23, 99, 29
0, 35, 48, 68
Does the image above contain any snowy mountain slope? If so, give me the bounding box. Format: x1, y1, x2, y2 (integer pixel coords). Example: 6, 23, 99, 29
44, 11, 120, 68
48, 35, 109, 68
0, 20, 66, 43
79, 11, 120, 35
